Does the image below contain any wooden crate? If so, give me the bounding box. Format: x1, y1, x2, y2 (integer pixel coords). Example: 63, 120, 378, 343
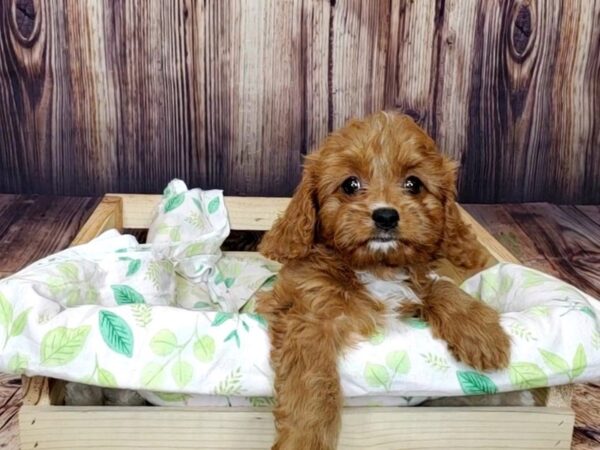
18, 195, 575, 450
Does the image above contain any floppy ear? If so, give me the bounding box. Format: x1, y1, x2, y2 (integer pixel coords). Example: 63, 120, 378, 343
440, 158, 488, 269
258, 160, 317, 263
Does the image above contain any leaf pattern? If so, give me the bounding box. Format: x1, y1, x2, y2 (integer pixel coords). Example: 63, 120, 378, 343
214, 367, 243, 395
99, 311, 134, 358
164, 193, 185, 213
0, 293, 13, 328
141, 363, 165, 389
145, 261, 173, 290
150, 330, 178, 356
207, 197, 220, 214
185, 213, 211, 232
111, 285, 145, 305
247, 396, 276, 407
40, 326, 91, 366
10, 309, 30, 337
510, 322, 537, 341
131, 304, 152, 327
155, 392, 190, 402
212, 312, 234, 327
386, 351, 410, 375
509, 363, 548, 389
539, 349, 570, 376
528, 306, 550, 317
364, 363, 390, 389
185, 242, 206, 257
224, 330, 241, 348
126, 259, 142, 277
420, 353, 450, 372
457, 371, 498, 395
521, 270, 551, 288
194, 336, 216, 362
172, 361, 193, 388
8, 353, 28, 374
1, 186, 599, 401
571, 344, 587, 380
98, 367, 117, 387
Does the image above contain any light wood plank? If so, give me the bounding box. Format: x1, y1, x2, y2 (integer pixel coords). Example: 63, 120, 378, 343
19, 406, 574, 450
458, 206, 520, 264
116, 194, 290, 230
70, 196, 123, 246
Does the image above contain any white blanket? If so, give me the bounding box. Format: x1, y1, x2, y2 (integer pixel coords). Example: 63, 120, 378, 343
1, 180, 599, 406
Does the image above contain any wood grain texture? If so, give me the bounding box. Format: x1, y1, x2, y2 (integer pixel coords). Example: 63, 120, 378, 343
465, 203, 600, 298
465, 203, 600, 450
0, 194, 101, 450
0, 196, 595, 448
1, 0, 599, 202
0, 194, 101, 274
18, 406, 575, 450
0, 374, 21, 450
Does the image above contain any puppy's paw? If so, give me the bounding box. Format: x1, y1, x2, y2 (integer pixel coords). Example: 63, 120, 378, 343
437, 304, 511, 372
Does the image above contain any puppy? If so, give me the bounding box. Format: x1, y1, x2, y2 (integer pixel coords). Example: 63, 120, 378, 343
256, 112, 510, 450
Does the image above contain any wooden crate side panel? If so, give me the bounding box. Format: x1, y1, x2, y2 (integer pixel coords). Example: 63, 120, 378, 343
19, 405, 574, 450
70, 196, 123, 246
117, 194, 290, 230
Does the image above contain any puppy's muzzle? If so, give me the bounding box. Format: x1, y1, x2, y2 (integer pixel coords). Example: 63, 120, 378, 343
372, 208, 399, 230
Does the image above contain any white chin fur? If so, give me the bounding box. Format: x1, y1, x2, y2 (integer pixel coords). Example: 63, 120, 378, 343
368, 240, 398, 252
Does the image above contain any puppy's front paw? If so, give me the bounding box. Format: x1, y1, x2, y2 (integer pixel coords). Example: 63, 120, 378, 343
438, 304, 511, 372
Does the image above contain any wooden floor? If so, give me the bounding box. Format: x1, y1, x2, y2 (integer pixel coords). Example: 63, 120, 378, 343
0, 195, 598, 449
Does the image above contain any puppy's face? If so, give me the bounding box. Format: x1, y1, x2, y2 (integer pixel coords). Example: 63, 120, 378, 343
259, 112, 482, 270
313, 114, 454, 267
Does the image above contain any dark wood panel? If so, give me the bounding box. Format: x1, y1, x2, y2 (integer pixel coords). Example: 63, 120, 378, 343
1, 0, 599, 202
0, 194, 101, 273
330, 0, 600, 203
465, 203, 600, 298
204, 0, 330, 195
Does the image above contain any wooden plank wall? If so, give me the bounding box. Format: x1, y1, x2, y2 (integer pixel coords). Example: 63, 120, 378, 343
0, 0, 598, 203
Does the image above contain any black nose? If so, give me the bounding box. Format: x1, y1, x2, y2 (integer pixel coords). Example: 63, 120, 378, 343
372, 208, 399, 230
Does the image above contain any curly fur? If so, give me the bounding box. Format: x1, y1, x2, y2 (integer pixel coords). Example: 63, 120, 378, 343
257, 112, 511, 450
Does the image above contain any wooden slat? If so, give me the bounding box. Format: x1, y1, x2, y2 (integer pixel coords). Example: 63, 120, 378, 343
329, 0, 391, 129
458, 206, 520, 264
116, 194, 290, 231
204, 0, 330, 195
116, 192, 528, 261
19, 406, 574, 450
70, 196, 123, 246
2, 1, 600, 203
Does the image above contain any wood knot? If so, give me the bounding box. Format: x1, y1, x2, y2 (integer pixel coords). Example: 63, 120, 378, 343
10, 0, 42, 47
509, 3, 534, 62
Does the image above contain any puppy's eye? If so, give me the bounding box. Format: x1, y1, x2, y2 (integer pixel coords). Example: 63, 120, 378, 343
341, 176, 361, 195
404, 176, 423, 194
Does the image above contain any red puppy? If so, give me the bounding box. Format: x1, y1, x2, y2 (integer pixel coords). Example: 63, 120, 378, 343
257, 112, 510, 450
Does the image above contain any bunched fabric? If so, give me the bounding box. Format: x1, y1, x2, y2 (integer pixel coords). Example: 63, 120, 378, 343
0, 180, 598, 406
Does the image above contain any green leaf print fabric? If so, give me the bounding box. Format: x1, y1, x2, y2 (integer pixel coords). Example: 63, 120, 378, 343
0, 179, 599, 408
